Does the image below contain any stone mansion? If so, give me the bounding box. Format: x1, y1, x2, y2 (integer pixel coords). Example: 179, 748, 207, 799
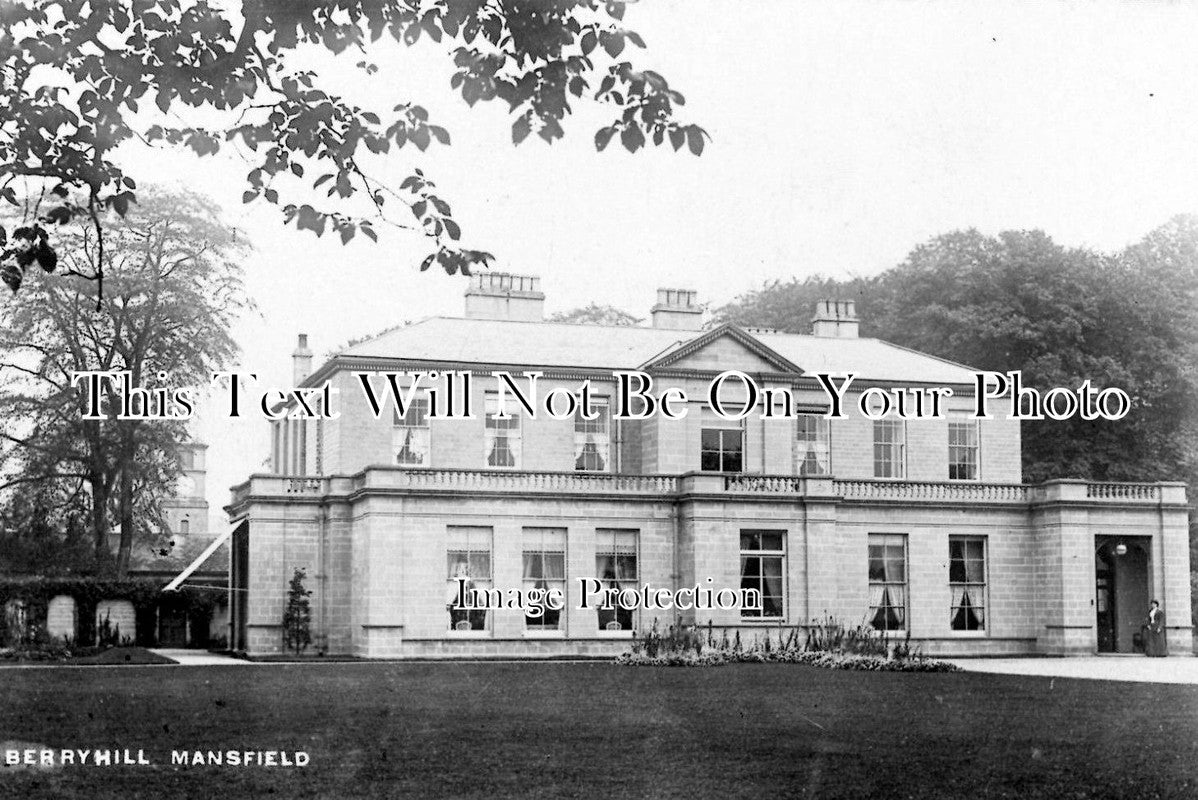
225, 274, 1192, 658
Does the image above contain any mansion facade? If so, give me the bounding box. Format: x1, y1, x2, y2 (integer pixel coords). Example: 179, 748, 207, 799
225, 275, 1192, 658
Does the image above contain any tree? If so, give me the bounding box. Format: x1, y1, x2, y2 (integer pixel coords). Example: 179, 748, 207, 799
717, 224, 1198, 493
0, 479, 94, 575
714, 275, 872, 334
0, 0, 708, 295
282, 567, 312, 655
548, 302, 639, 326
0, 187, 249, 576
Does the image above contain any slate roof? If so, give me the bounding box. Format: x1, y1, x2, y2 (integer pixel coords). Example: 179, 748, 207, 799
339, 317, 978, 385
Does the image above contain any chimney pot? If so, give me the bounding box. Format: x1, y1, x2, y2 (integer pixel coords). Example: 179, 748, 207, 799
292, 333, 314, 385
464, 272, 545, 321
650, 287, 703, 330
811, 300, 859, 338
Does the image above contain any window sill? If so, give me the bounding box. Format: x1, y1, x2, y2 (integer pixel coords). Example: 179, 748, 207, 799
446, 630, 492, 638
595, 630, 634, 638
523, 630, 566, 638
944, 630, 989, 637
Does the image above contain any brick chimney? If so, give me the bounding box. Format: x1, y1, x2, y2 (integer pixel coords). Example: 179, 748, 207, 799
650, 288, 703, 330
811, 300, 859, 338
464, 272, 544, 321
292, 333, 313, 384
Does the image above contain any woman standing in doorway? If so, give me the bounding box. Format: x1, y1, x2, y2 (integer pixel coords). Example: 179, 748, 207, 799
1143, 600, 1168, 657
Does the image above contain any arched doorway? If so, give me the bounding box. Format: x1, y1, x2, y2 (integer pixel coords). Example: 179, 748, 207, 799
1095, 536, 1151, 653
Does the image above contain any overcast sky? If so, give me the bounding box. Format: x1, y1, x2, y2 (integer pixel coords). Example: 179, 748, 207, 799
117, 1, 1198, 521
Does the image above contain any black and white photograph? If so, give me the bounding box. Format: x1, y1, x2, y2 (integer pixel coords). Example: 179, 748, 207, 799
0, 1, 1197, 798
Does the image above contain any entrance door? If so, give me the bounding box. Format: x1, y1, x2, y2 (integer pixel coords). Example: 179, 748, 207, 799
1095, 537, 1150, 653
158, 603, 188, 647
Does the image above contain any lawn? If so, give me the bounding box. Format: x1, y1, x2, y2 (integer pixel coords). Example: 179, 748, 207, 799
1, 662, 1196, 799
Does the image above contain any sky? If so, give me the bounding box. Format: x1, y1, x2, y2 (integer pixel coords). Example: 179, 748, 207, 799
103, 0, 1198, 521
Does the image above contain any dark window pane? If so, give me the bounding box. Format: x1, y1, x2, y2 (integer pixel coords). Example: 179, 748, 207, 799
616, 555, 637, 580
949, 554, 966, 583
741, 556, 762, 580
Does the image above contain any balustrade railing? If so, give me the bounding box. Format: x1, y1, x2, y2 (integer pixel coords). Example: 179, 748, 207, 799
231, 470, 1173, 506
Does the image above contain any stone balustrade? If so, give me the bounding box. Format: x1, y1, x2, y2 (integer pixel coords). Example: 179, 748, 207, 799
229, 470, 1184, 507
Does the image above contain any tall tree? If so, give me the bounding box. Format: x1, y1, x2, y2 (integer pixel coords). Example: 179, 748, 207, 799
717, 225, 1198, 495
0, 187, 248, 576
0, 0, 707, 293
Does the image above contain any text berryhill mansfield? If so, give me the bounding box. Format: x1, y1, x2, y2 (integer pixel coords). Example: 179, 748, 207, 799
69, 368, 1133, 423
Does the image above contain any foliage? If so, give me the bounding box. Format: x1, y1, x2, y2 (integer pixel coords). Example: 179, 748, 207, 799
715, 274, 873, 335
717, 220, 1198, 510
548, 302, 640, 326
0, 485, 96, 574
95, 608, 121, 647
0, 574, 223, 645
0, 0, 708, 289
619, 618, 959, 672
282, 567, 313, 655
0, 187, 248, 575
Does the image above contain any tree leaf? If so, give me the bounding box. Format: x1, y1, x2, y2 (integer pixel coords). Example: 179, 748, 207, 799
513, 114, 532, 144
620, 124, 644, 153
595, 126, 615, 151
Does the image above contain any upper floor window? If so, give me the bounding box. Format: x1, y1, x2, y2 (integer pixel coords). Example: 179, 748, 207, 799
949, 537, 986, 631
595, 529, 638, 631
393, 398, 430, 466
948, 417, 979, 481
795, 414, 830, 476
447, 526, 492, 632
873, 420, 905, 479
740, 530, 785, 618
574, 397, 611, 472
485, 393, 521, 468
701, 407, 744, 472
868, 533, 907, 631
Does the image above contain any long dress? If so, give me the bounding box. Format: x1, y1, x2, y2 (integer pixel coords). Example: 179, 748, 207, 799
1144, 608, 1169, 657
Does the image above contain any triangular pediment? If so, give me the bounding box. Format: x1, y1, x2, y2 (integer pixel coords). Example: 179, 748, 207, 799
640, 324, 803, 374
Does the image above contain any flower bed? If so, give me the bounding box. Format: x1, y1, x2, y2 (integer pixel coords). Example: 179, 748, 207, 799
616, 618, 961, 673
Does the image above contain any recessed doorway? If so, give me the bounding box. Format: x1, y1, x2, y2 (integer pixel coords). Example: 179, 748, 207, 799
1094, 536, 1151, 654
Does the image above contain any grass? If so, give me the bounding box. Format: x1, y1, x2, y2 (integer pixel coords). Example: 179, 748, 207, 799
1, 662, 1197, 798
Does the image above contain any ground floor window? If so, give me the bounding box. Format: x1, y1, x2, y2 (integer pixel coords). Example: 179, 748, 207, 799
740, 530, 785, 618
868, 533, 907, 631
523, 528, 567, 631
949, 537, 986, 631
447, 526, 492, 631
595, 529, 638, 631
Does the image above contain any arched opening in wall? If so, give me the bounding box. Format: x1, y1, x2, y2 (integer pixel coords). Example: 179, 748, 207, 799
1095, 536, 1152, 654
